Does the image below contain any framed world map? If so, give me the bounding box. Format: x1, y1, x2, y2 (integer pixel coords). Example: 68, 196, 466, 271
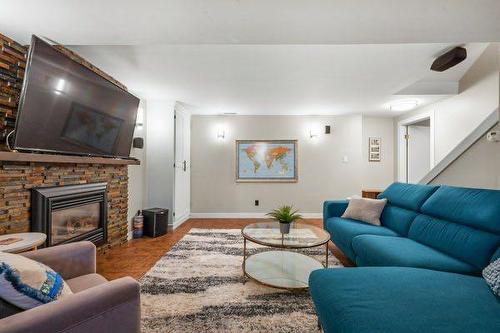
236, 140, 298, 182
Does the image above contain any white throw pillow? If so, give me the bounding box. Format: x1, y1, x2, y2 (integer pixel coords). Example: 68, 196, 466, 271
483, 259, 499, 297
341, 197, 387, 225
0, 252, 72, 309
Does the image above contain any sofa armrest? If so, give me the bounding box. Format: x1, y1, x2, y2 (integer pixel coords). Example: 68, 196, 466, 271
323, 200, 349, 225
0, 277, 140, 333
21, 241, 96, 280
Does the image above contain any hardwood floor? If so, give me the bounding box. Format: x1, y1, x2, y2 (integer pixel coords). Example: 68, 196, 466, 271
96, 218, 354, 281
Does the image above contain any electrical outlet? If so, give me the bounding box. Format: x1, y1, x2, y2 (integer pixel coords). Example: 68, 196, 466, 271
254, 200, 259, 206
487, 130, 499, 142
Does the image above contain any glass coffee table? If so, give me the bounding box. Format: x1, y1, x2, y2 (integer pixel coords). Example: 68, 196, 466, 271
242, 222, 331, 290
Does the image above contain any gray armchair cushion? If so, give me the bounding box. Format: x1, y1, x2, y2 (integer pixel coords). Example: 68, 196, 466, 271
66, 273, 108, 293
21, 241, 96, 280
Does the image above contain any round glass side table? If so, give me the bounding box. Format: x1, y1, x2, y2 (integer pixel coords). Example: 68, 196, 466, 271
241, 222, 330, 289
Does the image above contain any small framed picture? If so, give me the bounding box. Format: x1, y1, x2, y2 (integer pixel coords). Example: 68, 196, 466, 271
368, 137, 381, 162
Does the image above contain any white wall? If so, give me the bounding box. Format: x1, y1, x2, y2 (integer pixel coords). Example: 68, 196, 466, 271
190, 115, 394, 216
127, 100, 147, 238
431, 124, 500, 189
361, 116, 395, 189
145, 100, 176, 225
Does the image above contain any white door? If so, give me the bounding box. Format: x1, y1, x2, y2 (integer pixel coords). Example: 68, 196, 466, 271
174, 106, 191, 226
407, 124, 431, 183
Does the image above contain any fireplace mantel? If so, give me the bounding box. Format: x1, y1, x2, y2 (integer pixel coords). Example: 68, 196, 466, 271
0, 151, 140, 165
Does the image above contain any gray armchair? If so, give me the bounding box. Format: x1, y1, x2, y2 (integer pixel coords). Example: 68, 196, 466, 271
0, 241, 141, 333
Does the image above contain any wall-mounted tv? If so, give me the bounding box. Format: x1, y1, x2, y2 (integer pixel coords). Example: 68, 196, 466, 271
14, 35, 139, 158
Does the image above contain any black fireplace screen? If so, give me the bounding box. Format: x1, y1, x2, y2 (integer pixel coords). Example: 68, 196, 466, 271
51, 202, 100, 245
31, 183, 107, 247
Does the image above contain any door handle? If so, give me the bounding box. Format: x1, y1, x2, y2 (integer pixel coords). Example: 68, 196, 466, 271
183, 160, 187, 171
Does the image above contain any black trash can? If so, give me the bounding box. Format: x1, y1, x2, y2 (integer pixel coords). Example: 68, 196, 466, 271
142, 208, 169, 238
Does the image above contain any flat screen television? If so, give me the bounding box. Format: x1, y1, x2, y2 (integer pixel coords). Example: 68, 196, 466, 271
14, 35, 139, 158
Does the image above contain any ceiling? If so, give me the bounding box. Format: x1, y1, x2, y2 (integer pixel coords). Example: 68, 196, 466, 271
2, 0, 499, 45
70, 43, 488, 115
0, 1, 497, 115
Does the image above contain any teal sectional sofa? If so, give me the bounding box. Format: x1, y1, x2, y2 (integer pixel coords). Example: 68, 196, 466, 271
310, 183, 500, 333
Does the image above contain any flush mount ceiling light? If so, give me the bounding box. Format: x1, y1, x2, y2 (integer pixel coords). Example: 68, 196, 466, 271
389, 100, 419, 112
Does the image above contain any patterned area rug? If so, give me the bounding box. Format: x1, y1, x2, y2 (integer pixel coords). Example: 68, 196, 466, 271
140, 228, 343, 333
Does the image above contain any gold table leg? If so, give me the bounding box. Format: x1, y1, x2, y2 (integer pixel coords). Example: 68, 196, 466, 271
242, 237, 247, 283
325, 243, 329, 268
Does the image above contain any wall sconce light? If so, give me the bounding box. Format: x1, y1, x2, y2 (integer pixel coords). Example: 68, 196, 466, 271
217, 128, 225, 140
309, 129, 319, 139
136, 107, 144, 127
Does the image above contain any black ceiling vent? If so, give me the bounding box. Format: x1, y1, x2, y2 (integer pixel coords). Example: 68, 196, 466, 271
431, 47, 467, 72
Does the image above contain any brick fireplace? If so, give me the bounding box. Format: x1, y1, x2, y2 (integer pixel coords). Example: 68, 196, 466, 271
0, 32, 135, 250
0, 162, 129, 249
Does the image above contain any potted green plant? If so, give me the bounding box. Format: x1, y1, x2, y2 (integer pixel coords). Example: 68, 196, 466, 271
266, 205, 303, 234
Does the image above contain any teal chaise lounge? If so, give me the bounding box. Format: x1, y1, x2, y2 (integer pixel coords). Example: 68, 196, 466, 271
310, 183, 500, 333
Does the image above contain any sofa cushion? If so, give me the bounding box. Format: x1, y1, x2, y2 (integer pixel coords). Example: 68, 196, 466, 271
0, 252, 72, 310
66, 273, 108, 293
323, 200, 349, 220
420, 185, 500, 234
309, 267, 500, 333
352, 235, 477, 274
379, 204, 418, 236
377, 182, 438, 211
325, 217, 398, 261
408, 215, 500, 271
492, 247, 500, 262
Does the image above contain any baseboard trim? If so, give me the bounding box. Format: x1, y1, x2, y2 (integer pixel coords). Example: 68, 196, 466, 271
170, 212, 190, 230
189, 212, 322, 219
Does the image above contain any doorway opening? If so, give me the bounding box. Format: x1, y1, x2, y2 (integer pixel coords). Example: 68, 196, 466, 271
397, 112, 435, 184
